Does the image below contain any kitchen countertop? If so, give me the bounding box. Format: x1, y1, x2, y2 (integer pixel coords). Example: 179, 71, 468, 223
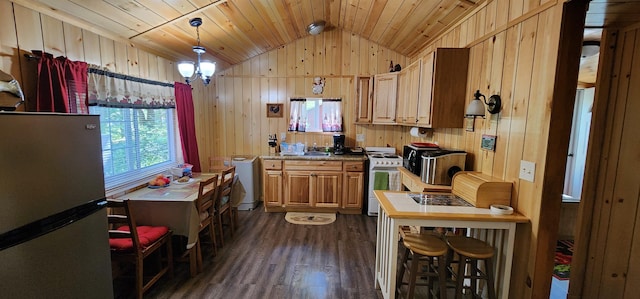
375, 190, 528, 222
259, 153, 367, 161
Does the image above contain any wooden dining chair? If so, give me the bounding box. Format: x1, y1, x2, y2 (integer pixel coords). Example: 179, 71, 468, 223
107, 199, 173, 299
215, 165, 236, 246
195, 175, 219, 267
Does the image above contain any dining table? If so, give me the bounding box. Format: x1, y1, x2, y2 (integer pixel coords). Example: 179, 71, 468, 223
115, 173, 219, 250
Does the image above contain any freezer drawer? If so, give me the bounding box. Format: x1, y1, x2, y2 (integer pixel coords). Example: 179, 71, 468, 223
0, 211, 113, 299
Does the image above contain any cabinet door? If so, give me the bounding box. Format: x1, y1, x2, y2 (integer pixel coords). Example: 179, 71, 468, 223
311, 172, 342, 208
355, 76, 373, 123
285, 171, 311, 206
417, 48, 469, 128
396, 70, 409, 124
396, 60, 422, 125
372, 73, 398, 124
263, 170, 283, 207
343, 171, 364, 209
417, 53, 434, 126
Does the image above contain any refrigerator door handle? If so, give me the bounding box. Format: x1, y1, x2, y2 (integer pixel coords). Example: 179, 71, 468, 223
0, 197, 107, 251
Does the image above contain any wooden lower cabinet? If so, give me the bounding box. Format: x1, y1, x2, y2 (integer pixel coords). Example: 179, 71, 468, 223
262, 160, 283, 207
342, 171, 364, 208
261, 158, 364, 213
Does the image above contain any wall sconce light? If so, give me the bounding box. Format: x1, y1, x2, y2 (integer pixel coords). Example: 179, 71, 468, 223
465, 90, 502, 117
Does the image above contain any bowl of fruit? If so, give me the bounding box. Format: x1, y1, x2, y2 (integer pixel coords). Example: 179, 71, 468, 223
148, 174, 171, 188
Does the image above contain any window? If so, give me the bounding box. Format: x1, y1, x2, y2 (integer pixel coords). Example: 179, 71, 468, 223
90, 106, 178, 193
288, 97, 342, 132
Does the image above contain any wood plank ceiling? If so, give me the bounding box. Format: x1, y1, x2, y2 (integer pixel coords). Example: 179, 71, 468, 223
11, 0, 640, 71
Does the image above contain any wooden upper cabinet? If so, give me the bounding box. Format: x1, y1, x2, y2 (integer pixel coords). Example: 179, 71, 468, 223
396, 59, 422, 125
372, 72, 398, 124
417, 48, 469, 128
354, 76, 373, 123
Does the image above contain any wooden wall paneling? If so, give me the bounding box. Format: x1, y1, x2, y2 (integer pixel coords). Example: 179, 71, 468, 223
587, 28, 637, 298
251, 77, 262, 153
233, 77, 245, 155
268, 49, 278, 77
99, 36, 116, 71
604, 28, 640, 296
510, 0, 525, 23
480, 38, 497, 175
304, 37, 315, 75
349, 33, 360, 75
506, 17, 537, 214
313, 34, 324, 75
138, 51, 150, 80
484, 0, 497, 34
13, 4, 43, 111
62, 23, 84, 61
459, 19, 470, 46
126, 44, 140, 77
525, 6, 570, 298
113, 41, 128, 74
568, 28, 623, 298
82, 30, 101, 66
570, 28, 618, 299
493, 27, 520, 181
41, 14, 65, 58
326, 29, 341, 75
495, 0, 510, 29
147, 54, 158, 81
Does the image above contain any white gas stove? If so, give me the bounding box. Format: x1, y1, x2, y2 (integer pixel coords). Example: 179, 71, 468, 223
365, 147, 403, 216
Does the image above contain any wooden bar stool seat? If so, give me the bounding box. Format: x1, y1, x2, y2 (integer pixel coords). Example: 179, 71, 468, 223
446, 236, 496, 299
397, 233, 449, 299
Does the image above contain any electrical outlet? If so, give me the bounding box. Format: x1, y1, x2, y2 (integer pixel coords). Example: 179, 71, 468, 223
356, 134, 365, 142
519, 160, 535, 182
280, 132, 286, 141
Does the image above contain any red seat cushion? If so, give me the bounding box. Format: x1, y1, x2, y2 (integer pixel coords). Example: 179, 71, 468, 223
109, 226, 169, 251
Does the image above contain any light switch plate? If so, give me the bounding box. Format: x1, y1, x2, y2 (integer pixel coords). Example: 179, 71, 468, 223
519, 160, 535, 182
356, 134, 365, 142
280, 132, 286, 141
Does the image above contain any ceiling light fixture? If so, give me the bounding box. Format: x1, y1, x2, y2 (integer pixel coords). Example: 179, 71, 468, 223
307, 20, 326, 35
177, 18, 216, 86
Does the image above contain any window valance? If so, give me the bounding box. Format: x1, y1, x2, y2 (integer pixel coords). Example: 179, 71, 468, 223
87, 67, 175, 109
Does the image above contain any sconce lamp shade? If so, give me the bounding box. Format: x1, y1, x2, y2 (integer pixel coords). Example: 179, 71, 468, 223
466, 98, 486, 117
307, 20, 326, 35
465, 90, 502, 117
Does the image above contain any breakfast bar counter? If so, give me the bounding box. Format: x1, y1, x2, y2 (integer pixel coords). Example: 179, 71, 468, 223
374, 190, 528, 299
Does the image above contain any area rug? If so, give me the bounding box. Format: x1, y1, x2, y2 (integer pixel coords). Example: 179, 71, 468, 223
285, 212, 336, 225
553, 239, 574, 280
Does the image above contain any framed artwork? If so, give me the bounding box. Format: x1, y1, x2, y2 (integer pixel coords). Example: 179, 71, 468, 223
266, 103, 283, 118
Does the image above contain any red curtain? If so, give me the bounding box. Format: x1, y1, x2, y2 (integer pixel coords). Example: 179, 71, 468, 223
35, 52, 88, 113
174, 82, 202, 172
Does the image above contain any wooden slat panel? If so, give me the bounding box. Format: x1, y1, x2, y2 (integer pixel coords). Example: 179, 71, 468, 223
82, 30, 101, 66
63, 23, 84, 61
41, 14, 66, 57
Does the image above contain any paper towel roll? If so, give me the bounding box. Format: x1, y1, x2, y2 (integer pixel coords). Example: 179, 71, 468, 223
410, 127, 427, 138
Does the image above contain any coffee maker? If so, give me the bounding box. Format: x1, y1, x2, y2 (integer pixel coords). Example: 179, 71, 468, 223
333, 134, 346, 155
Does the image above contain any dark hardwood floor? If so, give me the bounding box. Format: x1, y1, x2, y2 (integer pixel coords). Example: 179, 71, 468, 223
114, 205, 385, 299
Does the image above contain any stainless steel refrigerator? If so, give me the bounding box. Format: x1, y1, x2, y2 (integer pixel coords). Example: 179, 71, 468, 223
0, 112, 113, 298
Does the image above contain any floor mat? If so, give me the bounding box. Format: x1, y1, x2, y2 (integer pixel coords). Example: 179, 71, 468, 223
285, 212, 336, 225
553, 239, 574, 280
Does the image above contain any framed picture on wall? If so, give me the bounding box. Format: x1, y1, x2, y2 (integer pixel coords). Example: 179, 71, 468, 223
266, 103, 283, 118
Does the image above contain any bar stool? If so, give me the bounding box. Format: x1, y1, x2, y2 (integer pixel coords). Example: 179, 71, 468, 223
396, 233, 449, 299
446, 236, 496, 299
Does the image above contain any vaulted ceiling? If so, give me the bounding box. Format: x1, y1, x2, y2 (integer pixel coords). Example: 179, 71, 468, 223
11, 0, 640, 71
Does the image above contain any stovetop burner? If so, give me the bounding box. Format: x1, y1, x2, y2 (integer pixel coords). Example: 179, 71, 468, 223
409, 193, 473, 207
